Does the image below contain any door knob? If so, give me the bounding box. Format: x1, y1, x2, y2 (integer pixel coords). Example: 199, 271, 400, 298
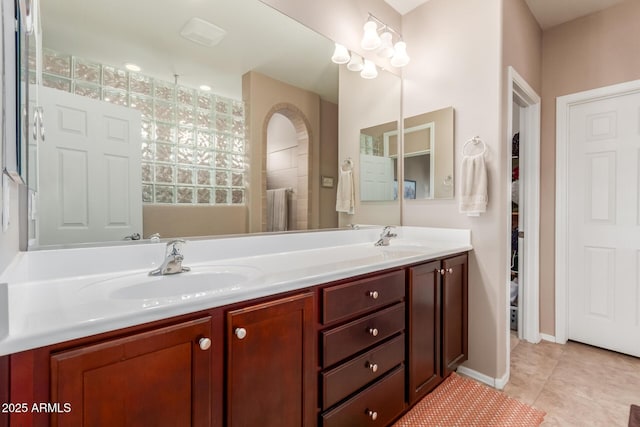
235, 327, 247, 340
198, 337, 211, 350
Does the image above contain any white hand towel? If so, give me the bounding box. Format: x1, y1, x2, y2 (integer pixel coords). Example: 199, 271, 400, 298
336, 169, 355, 214
459, 153, 488, 215
267, 188, 288, 231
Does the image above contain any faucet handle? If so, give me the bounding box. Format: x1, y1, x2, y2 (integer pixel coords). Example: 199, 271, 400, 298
166, 239, 186, 255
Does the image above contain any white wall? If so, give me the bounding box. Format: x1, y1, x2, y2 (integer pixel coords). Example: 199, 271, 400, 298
401, 0, 506, 380
0, 180, 20, 274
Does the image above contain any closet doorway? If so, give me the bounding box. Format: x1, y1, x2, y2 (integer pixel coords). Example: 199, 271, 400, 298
506, 67, 541, 351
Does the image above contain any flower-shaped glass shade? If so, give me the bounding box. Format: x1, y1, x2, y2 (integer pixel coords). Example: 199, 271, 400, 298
377, 31, 394, 58
360, 59, 378, 79
331, 43, 350, 64
390, 41, 410, 67
347, 54, 364, 72
361, 21, 381, 50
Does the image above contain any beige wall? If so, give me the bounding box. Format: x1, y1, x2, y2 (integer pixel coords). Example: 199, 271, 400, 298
319, 100, 339, 229
539, 0, 640, 335
143, 205, 248, 238
401, 0, 504, 379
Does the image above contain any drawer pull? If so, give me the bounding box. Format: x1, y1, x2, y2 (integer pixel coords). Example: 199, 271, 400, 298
198, 337, 212, 350
235, 327, 247, 340
366, 409, 378, 421
447, 267, 454, 274
439, 268, 446, 275
368, 290, 379, 299
366, 361, 378, 373
368, 328, 379, 337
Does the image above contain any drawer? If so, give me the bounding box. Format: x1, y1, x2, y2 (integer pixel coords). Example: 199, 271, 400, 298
322, 303, 405, 368
321, 365, 405, 427
322, 334, 405, 410
322, 270, 405, 324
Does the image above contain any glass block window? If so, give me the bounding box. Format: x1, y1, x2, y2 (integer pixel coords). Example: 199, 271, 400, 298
41, 48, 246, 205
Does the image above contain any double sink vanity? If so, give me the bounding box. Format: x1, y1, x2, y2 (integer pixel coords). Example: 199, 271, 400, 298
0, 226, 471, 426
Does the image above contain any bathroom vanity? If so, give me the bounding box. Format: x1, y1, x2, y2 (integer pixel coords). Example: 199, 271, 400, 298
0, 226, 470, 426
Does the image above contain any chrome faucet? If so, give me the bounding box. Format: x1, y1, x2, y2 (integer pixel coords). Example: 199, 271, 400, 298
149, 239, 191, 276
375, 226, 397, 247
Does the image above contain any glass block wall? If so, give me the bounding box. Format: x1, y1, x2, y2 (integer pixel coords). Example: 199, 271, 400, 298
38, 48, 247, 205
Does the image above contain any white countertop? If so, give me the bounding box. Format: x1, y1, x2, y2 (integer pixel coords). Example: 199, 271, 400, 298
0, 226, 471, 356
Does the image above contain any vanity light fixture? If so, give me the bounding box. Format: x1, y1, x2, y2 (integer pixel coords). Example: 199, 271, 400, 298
124, 63, 141, 72
331, 43, 351, 64
347, 53, 364, 72
390, 41, 410, 67
377, 30, 395, 58
199, 85, 212, 91
360, 59, 378, 79
361, 21, 381, 50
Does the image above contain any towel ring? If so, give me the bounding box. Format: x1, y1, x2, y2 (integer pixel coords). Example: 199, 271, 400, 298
463, 136, 487, 156
342, 158, 353, 171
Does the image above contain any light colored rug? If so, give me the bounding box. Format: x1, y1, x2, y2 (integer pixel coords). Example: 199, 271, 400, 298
393, 373, 545, 426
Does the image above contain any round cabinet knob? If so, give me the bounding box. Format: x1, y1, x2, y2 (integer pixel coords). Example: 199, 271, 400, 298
439, 269, 446, 276
447, 268, 454, 274
368, 328, 379, 337
235, 327, 247, 340
366, 409, 378, 421
366, 361, 378, 373
368, 290, 379, 300
198, 337, 211, 351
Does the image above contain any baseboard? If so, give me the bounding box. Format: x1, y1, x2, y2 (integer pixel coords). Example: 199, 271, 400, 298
540, 333, 556, 343
456, 366, 509, 390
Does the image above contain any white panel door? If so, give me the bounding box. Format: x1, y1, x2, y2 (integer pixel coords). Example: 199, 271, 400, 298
359, 154, 395, 201
38, 86, 142, 245
568, 90, 640, 356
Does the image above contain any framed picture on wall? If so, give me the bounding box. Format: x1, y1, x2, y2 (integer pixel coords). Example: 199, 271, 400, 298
393, 180, 417, 200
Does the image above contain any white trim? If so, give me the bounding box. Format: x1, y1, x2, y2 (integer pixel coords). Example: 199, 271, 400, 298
540, 333, 557, 343
555, 78, 640, 344
505, 67, 542, 383
456, 366, 510, 390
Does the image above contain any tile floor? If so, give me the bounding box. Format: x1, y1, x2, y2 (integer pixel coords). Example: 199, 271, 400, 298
503, 333, 640, 426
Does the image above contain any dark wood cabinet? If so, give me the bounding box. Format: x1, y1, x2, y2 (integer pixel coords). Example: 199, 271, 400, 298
49, 317, 215, 427
5, 251, 468, 427
226, 292, 315, 427
407, 260, 442, 404
407, 254, 468, 405
442, 254, 469, 376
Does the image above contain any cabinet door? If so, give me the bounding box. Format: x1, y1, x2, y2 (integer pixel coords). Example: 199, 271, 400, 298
407, 261, 442, 405
227, 292, 315, 427
50, 317, 213, 427
442, 254, 469, 375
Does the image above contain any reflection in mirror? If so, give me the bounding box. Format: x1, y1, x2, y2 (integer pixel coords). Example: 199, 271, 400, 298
359, 121, 398, 201
403, 107, 454, 200
23, 0, 352, 249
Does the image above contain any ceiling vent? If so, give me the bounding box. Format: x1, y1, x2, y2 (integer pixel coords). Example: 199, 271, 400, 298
179, 18, 227, 47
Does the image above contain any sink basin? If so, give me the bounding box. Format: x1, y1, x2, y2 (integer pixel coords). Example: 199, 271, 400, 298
99, 265, 262, 300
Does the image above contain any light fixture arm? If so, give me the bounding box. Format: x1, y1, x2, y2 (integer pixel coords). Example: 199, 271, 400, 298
365, 13, 403, 41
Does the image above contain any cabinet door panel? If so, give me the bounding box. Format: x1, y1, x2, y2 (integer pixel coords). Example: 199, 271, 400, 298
227, 292, 315, 427
442, 254, 468, 375
407, 261, 441, 404
50, 317, 212, 427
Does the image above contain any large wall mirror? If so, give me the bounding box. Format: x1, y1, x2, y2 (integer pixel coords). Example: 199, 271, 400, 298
18, 0, 404, 249
403, 107, 454, 200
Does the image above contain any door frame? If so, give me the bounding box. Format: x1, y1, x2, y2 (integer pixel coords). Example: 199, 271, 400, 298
555, 78, 640, 343
506, 67, 541, 349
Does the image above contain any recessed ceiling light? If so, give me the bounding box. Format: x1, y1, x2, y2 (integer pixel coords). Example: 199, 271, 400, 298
124, 63, 141, 72
199, 85, 212, 92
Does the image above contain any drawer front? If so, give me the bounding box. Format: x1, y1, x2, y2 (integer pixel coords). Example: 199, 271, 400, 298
321, 365, 405, 427
322, 303, 405, 368
322, 334, 405, 410
322, 270, 405, 324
